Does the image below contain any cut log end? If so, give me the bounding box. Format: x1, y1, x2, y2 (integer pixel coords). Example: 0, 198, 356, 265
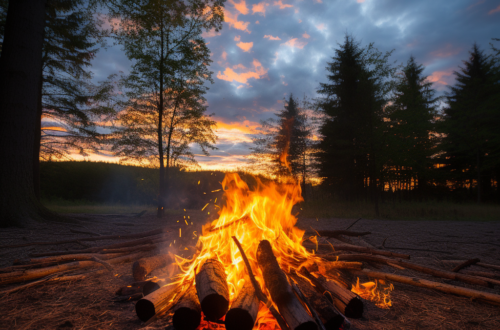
132, 254, 172, 281
135, 299, 156, 322
195, 259, 230, 321
225, 279, 259, 330
172, 308, 201, 330
344, 297, 364, 319
200, 293, 229, 321
225, 308, 255, 330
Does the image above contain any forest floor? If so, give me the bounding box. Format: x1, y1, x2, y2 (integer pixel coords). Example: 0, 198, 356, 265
0, 212, 499, 330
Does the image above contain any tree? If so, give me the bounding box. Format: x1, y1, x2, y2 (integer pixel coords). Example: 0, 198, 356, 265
316, 35, 394, 205
385, 56, 438, 198
0, 0, 48, 227
108, 0, 224, 217
440, 44, 500, 202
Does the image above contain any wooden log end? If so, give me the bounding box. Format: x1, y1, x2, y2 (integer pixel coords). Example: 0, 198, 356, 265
200, 293, 229, 321
344, 296, 364, 319
132, 254, 172, 281
195, 259, 230, 321
135, 299, 156, 322
172, 287, 202, 330
225, 308, 255, 330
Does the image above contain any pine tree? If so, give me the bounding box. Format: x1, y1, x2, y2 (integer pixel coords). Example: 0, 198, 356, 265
317, 35, 394, 203
108, 0, 224, 217
385, 56, 438, 197
440, 44, 500, 202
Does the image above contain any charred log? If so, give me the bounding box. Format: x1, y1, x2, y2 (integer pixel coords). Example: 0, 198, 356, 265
195, 259, 229, 321
172, 286, 202, 330
225, 279, 259, 330
135, 284, 177, 322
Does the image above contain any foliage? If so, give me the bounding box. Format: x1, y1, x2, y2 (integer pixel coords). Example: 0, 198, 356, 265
316, 35, 395, 200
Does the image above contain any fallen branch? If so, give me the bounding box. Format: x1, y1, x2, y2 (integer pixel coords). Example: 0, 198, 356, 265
452, 258, 480, 272
0, 274, 85, 296
310, 242, 410, 259
355, 269, 500, 306
316, 230, 371, 238
231, 236, 291, 330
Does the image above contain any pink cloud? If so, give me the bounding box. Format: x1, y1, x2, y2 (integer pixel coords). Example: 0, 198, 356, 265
252, 2, 269, 16
489, 4, 500, 14
427, 69, 454, 86
316, 0, 323, 3
237, 41, 254, 52
282, 38, 308, 49
264, 35, 281, 40
430, 44, 461, 58
316, 23, 326, 30
202, 29, 221, 38
302, 32, 310, 39
229, 0, 249, 15
217, 59, 268, 85
224, 8, 251, 33
234, 35, 241, 41
221, 51, 227, 60
357, 0, 365, 3
255, 20, 260, 24
274, 0, 293, 9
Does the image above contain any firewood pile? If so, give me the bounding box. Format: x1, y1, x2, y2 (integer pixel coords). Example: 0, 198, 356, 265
1, 226, 500, 330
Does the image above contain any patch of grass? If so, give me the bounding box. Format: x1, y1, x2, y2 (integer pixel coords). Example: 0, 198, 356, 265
299, 198, 500, 221
42, 199, 180, 215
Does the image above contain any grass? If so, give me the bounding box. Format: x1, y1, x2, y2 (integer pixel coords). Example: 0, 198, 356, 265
42, 199, 180, 216
299, 198, 500, 221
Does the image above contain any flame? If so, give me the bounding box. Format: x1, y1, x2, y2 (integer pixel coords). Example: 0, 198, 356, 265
351, 277, 393, 309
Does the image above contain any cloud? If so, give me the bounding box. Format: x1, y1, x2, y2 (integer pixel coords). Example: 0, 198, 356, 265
302, 32, 310, 39
224, 8, 251, 33
255, 20, 260, 24
316, 23, 326, 30
274, 0, 293, 9
229, 0, 249, 15
430, 44, 461, 58
489, 4, 500, 14
357, 0, 365, 3
221, 51, 227, 60
427, 69, 454, 86
264, 35, 281, 40
281, 38, 308, 49
216, 118, 261, 135
237, 41, 254, 52
234, 35, 241, 41
252, 2, 269, 16
316, 0, 322, 3
217, 59, 268, 85
202, 28, 221, 38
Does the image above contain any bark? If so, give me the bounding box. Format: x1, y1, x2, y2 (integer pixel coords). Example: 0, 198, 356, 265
195, 258, 229, 321
329, 254, 490, 287
257, 240, 317, 330
172, 286, 202, 330
452, 258, 480, 272
225, 279, 259, 330
0, 0, 48, 227
132, 254, 173, 281
136, 284, 177, 322
357, 269, 500, 306
300, 268, 363, 319
157, 18, 165, 218
293, 276, 345, 330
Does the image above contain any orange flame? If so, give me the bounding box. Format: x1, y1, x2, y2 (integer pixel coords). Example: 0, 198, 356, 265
351, 277, 393, 309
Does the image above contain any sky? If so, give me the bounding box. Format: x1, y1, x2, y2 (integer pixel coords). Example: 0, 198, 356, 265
76, 0, 500, 171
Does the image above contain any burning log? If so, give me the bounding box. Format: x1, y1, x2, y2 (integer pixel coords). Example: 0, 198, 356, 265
195, 259, 230, 321
292, 276, 345, 330
318, 261, 363, 272
355, 269, 500, 306
132, 254, 173, 281
135, 284, 177, 322
172, 286, 202, 330
257, 240, 318, 330
300, 268, 363, 319
225, 279, 259, 330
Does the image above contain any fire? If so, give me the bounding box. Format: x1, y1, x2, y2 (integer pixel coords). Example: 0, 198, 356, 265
351, 278, 393, 309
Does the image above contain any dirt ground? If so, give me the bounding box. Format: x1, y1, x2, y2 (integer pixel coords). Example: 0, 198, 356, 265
0, 212, 499, 330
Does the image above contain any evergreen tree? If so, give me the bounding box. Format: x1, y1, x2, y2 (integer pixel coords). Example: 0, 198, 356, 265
108, 0, 224, 217
385, 56, 438, 197
317, 35, 394, 203
440, 44, 500, 202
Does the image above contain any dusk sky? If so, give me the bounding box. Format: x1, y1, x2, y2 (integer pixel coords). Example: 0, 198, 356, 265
79, 0, 500, 171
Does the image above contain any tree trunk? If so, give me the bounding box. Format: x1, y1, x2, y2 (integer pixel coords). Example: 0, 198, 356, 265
33, 73, 43, 201
477, 149, 481, 204
157, 22, 165, 218
0, 0, 48, 227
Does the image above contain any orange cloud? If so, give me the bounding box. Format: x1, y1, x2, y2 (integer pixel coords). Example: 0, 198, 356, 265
252, 2, 269, 16
264, 35, 281, 40
217, 59, 268, 85
489, 4, 500, 14
302, 32, 310, 39
281, 38, 308, 49
430, 44, 461, 58
427, 69, 454, 85
234, 35, 241, 41
255, 20, 260, 24
274, 0, 293, 9
221, 51, 227, 60
237, 41, 254, 52
229, 0, 249, 15
224, 8, 251, 33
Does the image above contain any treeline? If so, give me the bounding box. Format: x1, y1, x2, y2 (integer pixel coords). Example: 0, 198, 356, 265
253, 36, 500, 204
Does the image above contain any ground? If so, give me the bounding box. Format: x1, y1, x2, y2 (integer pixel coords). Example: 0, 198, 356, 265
0, 212, 499, 330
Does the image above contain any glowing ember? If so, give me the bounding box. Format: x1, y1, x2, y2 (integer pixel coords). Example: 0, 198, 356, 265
351, 278, 394, 309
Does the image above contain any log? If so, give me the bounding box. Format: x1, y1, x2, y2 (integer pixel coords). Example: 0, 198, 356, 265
100, 243, 157, 255
311, 243, 410, 259
135, 284, 178, 322
461, 270, 500, 279
326, 254, 491, 287
0, 228, 169, 249
292, 276, 344, 330
316, 230, 371, 238
115, 281, 151, 296
132, 254, 173, 281
231, 236, 290, 330
257, 240, 317, 330
355, 269, 500, 306
225, 279, 259, 330
195, 259, 229, 321
442, 260, 500, 272
318, 261, 363, 272
143, 280, 163, 296
0, 274, 85, 295
452, 258, 480, 272
300, 268, 363, 319
172, 286, 202, 330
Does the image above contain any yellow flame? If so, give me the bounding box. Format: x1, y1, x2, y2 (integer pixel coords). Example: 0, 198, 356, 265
351, 277, 393, 309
